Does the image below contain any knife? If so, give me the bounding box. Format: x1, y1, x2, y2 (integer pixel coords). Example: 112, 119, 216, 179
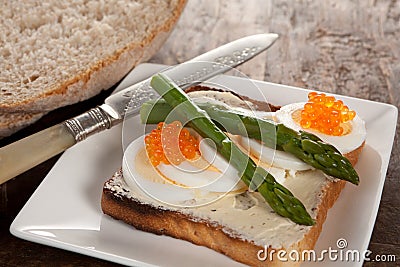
0, 33, 278, 184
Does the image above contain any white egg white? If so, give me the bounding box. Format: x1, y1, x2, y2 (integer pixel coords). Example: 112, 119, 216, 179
275, 102, 366, 154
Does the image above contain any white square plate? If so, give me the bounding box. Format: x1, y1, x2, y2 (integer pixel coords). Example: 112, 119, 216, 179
10, 63, 398, 266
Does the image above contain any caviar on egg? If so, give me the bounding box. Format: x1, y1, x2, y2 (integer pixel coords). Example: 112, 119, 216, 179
300, 92, 356, 136
144, 121, 200, 166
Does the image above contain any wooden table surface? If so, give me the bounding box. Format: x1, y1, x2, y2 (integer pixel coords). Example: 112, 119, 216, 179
1, 0, 399, 266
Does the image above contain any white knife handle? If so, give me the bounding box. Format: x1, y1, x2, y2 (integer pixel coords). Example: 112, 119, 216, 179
0, 124, 76, 184
0, 106, 116, 184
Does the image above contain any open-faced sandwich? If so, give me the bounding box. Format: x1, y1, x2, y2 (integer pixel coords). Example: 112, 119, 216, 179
101, 74, 366, 266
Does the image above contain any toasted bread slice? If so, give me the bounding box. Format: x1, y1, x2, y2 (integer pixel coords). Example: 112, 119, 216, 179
101, 86, 365, 266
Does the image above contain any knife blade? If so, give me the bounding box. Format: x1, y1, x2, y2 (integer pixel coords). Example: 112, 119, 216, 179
0, 33, 278, 184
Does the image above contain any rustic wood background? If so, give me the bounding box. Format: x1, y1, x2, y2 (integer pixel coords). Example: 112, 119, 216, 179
0, 0, 398, 265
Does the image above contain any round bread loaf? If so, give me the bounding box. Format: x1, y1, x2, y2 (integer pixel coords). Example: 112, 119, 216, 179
0, 0, 186, 137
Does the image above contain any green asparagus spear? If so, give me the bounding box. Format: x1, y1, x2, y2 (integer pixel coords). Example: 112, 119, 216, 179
140, 99, 359, 185
149, 73, 314, 226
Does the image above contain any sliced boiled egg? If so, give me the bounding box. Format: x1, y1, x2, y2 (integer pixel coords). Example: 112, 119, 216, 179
122, 134, 246, 207
123, 135, 195, 204
275, 101, 366, 154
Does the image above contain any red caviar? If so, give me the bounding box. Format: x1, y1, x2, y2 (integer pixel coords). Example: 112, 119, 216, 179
300, 92, 356, 136
144, 121, 200, 166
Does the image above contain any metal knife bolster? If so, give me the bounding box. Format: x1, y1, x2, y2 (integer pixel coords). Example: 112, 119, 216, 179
64, 104, 121, 142
64, 33, 279, 142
